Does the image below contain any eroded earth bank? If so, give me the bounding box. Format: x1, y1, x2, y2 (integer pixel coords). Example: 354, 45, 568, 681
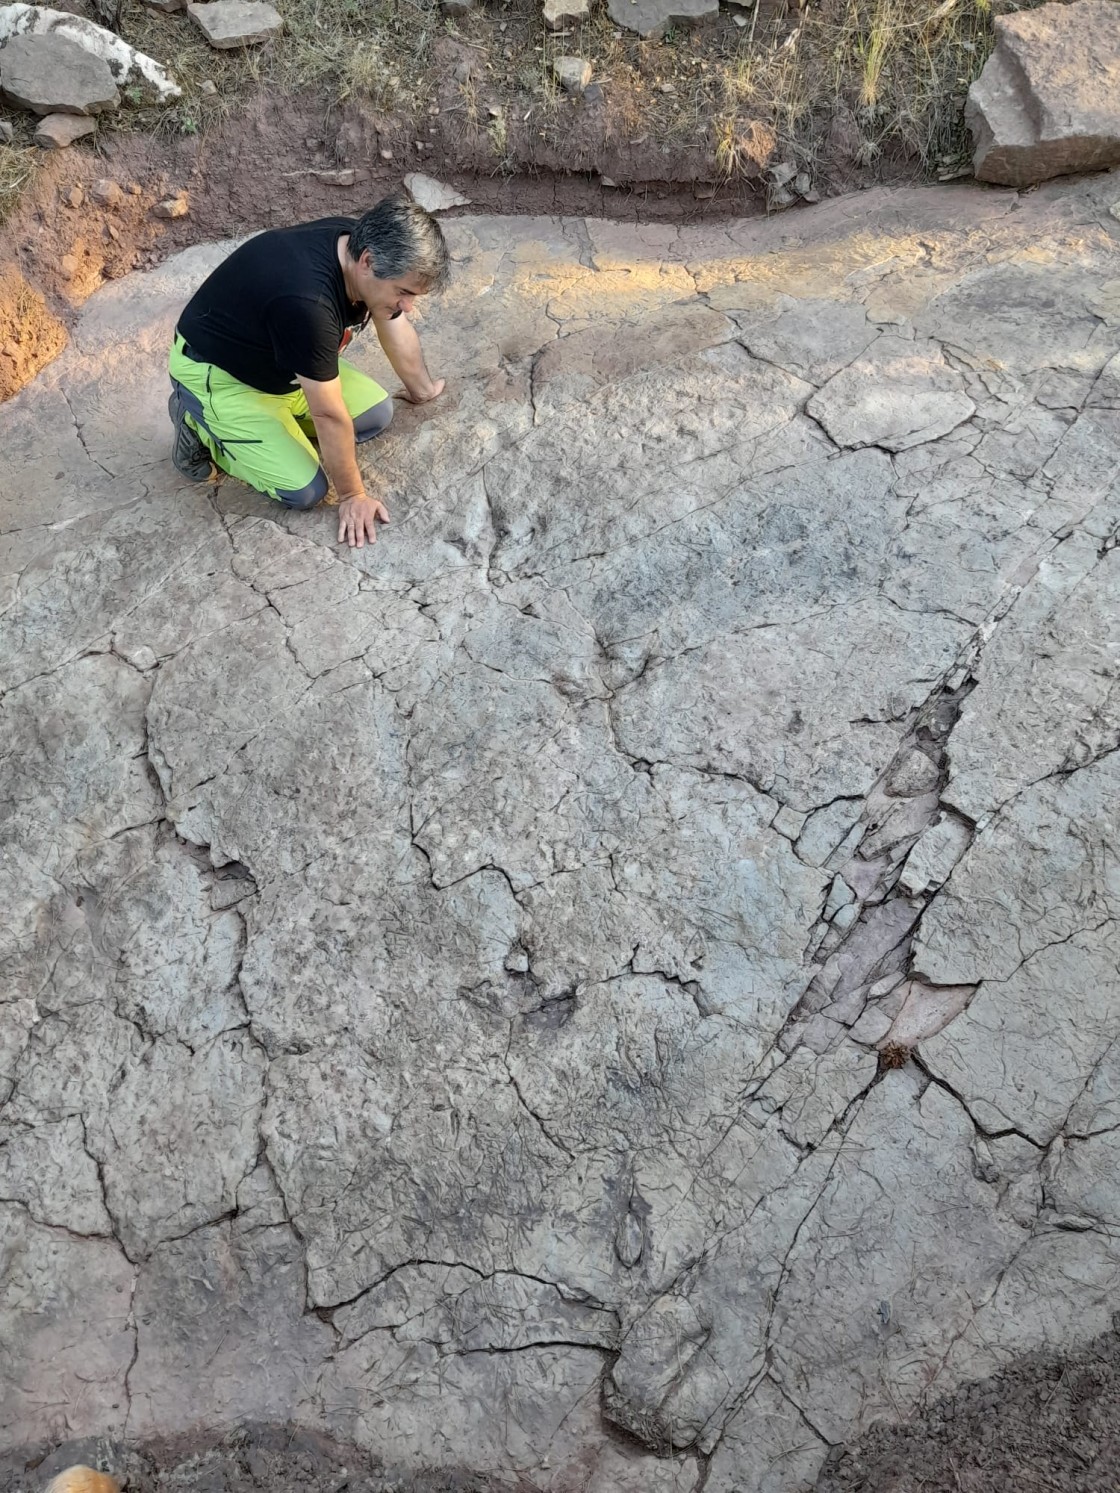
2, 171, 1120, 1492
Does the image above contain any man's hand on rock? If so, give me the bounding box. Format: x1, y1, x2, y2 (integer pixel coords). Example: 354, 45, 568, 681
337, 494, 389, 549
398, 377, 446, 405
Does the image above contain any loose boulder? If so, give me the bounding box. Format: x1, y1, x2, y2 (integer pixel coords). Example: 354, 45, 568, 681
186, 0, 283, 47
605, 0, 716, 40
967, 0, 1120, 187
0, 33, 119, 115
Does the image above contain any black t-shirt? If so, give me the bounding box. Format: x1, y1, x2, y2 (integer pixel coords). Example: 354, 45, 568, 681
177, 217, 369, 394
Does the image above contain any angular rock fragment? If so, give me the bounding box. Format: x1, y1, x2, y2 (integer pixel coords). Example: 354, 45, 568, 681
403, 171, 470, 212
967, 0, 1120, 187
33, 112, 97, 148
0, 33, 119, 116
186, 0, 283, 47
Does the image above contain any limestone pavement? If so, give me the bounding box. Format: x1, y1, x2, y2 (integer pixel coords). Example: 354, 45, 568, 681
2, 173, 1120, 1491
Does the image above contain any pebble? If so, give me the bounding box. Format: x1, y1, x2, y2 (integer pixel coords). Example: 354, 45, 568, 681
0, 120, 13, 144
60, 253, 81, 279
61, 185, 84, 209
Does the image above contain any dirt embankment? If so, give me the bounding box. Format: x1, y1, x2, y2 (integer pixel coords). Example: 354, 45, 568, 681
0, 0, 990, 401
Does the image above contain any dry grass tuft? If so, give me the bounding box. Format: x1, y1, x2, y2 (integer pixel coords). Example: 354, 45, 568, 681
0, 142, 36, 225
713, 0, 997, 177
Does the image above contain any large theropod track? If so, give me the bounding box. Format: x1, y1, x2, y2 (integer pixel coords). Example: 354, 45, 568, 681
2, 172, 1120, 1493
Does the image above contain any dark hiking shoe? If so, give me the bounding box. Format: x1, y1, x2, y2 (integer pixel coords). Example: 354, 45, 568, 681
168, 389, 214, 482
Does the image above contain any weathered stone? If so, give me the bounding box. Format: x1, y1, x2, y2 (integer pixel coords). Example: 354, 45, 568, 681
1, 33, 118, 116
807, 335, 976, 451
553, 55, 592, 94
186, 0, 283, 47
32, 112, 96, 148
605, 0, 717, 42
0, 118, 13, 143
543, 0, 590, 27
967, 0, 1120, 187
403, 171, 470, 212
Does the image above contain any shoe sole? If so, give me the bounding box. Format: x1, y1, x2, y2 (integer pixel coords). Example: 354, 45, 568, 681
169, 390, 215, 482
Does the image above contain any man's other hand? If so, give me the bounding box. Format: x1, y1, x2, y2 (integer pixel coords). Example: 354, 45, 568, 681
398, 377, 446, 405
337, 494, 390, 548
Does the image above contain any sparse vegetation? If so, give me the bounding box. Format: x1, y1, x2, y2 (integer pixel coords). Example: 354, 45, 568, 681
0, 0, 1057, 232
0, 143, 35, 225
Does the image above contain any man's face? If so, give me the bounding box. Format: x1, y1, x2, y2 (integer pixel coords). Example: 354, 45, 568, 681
358, 252, 429, 320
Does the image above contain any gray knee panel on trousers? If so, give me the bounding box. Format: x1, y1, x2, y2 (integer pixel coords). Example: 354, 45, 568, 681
277, 467, 329, 510
354, 398, 394, 444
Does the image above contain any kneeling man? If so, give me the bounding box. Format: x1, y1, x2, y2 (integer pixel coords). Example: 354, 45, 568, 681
168, 195, 449, 548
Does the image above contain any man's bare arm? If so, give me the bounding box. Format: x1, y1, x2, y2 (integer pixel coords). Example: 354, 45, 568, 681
297, 373, 389, 548
374, 313, 445, 404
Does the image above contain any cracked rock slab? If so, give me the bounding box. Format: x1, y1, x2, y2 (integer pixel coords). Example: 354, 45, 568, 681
4, 183, 1120, 1491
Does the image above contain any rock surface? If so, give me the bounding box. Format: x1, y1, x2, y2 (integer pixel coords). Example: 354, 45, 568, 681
968, 0, 1120, 186
186, 0, 282, 47
0, 32, 118, 115
2, 176, 1120, 1490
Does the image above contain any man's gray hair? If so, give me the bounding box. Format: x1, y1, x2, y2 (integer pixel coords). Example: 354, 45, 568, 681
347, 195, 451, 291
